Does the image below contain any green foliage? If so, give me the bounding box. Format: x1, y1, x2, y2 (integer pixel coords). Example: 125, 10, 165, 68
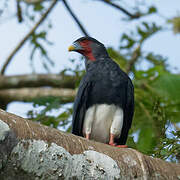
33, 3, 44, 12
120, 22, 161, 51
27, 96, 73, 130
106, 20, 180, 161
127, 56, 180, 159
145, 53, 167, 67
153, 130, 180, 163
107, 47, 127, 71
30, 31, 54, 71
148, 6, 157, 14
16, 1, 54, 72
153, 73, 180, 101
168, 16, 180, 34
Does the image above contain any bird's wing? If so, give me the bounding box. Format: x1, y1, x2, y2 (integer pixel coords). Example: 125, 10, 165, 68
72, 77, 92, 137
116, 78, 134, 145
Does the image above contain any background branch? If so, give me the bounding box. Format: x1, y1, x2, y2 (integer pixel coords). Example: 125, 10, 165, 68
16, 0, 23, 23
62, 0, 89, 36
125, 45, 141, 73
0, 0, 58, 75
22, 0, 44, 4
100, 0, 141, 19
0, 74, 77, 89
0, 87, 75, 104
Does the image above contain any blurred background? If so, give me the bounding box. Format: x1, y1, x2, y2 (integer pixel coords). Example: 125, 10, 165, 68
0, 0, 180, 162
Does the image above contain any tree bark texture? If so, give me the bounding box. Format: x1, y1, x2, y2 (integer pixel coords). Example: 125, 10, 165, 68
0, 74, 77, 105
0, 109, 180, 179
0, 74, 77, 89
0, 88, 76, 104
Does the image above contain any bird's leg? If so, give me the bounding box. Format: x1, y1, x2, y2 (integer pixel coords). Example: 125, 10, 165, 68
109, 133, 128, 148
109, 133, 116, 146
85, 133, 90, 140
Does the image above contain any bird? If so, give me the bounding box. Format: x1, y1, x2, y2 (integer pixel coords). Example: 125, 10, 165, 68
68, 37, 134, 147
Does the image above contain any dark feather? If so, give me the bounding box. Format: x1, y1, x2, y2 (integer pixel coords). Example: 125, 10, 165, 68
72, 58, 134, 145
72, 78, 92, 136
115, 79, 134, 145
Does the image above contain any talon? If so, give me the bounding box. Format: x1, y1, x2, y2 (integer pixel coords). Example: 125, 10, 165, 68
115, 145, 128, 148
109, 133, 128, 148
109, 142, 116, 146
109, 143, 128, 148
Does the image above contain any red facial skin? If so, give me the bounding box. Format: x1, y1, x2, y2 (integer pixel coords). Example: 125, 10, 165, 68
78, 40, 96, 61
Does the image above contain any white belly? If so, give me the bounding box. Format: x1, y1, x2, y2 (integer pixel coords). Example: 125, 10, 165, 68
83, 104, 124, 143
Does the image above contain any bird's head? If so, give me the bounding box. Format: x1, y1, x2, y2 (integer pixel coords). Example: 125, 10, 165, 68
68, 37, 108, 61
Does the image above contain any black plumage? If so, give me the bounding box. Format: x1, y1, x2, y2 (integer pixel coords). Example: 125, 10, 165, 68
69, 37, 134, 146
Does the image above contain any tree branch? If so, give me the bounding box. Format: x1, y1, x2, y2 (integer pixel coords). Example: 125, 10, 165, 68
22, 0, 44, 4
0, 109, 180, 179
0, 74, 77, 89
99, 0, 141, 19
62, 0, 89, 36
0, 0, 58, 75
125, 44, 141, 73
16, 0, 23, 23
0, 87, 76, 104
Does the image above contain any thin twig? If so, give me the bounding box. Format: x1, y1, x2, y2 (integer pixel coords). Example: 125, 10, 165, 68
100, 0, 141, 19
17, 0, 23, 23
23, 0, 44, 4
0, 0, 58, 75
62, 0, 89, 36
139, 101, 151, 120
125, 45, 141, 73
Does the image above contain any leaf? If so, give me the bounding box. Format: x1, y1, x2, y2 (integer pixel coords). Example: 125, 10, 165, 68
127, 136, 137, 149
139, 22, 162, 42
107, 47, 127, 69
33, 3, 44, 11
137, 127, 156, 154
146, 52, 167, 66
120, 34, 136, 49
168, 16, 180, 34
137, 27, 146, 38
148, 6, 157, 14
37, 31, 47, 39
152, 73, 180, 101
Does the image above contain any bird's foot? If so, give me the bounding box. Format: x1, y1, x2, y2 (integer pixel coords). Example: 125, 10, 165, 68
109, 133, 128, 148
115, 145, 128, 148
109, 142, 128, 148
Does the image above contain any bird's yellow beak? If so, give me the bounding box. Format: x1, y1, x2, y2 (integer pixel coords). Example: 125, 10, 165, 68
68, 42, 83, 52
68, 45, 75, 51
